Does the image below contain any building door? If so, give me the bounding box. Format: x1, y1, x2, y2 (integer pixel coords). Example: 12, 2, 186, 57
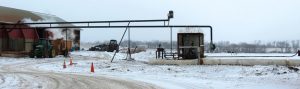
1, 30, 10, 51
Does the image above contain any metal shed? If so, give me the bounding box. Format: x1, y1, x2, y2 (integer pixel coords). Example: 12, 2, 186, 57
0, 6, 80, 57
177, 32, 204, 59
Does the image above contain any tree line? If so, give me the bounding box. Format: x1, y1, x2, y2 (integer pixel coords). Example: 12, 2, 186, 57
209, 40, 300, 53
87, 40, 300, 53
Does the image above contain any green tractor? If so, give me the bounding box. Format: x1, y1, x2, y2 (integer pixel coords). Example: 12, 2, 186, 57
29, 39, 56, 58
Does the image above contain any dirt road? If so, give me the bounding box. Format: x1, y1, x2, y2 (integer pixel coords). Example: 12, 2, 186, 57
0, 59, 160, 89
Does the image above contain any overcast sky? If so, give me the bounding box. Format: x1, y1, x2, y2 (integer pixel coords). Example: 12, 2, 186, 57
1, 0, 300, 43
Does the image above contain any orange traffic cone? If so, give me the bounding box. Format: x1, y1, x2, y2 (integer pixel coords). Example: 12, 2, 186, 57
63, 60, 67, 69
91, 62, 94, 73
69, 57, 73, 65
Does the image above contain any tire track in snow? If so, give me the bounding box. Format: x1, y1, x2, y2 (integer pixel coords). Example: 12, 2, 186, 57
0, 58, 160, 89
0, 74, 5, 85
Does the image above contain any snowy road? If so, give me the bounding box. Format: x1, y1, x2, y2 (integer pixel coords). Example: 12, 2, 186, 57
0, 58, 159, 89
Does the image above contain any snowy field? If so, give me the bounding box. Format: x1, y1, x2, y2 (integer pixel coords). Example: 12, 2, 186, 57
0, 50, 300, 89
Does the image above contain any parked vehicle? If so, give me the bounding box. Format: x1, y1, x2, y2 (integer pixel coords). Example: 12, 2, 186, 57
89, 40, 119, 52
29, 39, 55, 58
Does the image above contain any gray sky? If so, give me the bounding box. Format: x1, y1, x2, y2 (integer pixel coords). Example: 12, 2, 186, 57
1, 0, 300, 43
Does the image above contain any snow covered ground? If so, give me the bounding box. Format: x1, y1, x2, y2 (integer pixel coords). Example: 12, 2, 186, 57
36, 50, 300, 89
0, 50, 300, 89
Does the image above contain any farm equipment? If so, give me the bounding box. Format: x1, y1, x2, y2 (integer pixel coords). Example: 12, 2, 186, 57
107, 40, 119, 52
88, 44, 106, 51
29, 39, 55, 58
89, 40, 119, 52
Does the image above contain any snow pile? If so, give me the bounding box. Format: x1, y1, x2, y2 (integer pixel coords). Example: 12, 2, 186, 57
70, 50, 156, 62
131, 49, 156, 62
70, 51, 113, 59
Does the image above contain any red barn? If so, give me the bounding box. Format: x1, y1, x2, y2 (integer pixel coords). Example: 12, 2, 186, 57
0, 6, 80, 57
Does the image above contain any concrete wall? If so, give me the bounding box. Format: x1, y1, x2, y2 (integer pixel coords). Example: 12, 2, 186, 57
203, 58, 300, 66
149, 58, 300, 66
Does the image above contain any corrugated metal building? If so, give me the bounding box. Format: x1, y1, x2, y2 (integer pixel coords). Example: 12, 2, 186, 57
0, 6, 80, 56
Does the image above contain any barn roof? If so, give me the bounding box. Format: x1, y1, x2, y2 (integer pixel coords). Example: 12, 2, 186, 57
0, 6, 41, 23
0, 6, 79, 30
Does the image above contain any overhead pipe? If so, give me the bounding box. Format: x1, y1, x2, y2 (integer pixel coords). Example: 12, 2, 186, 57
1, 25, 213, 43
1, 10, 215, 52
7, 10, 173, 25
20, 19, 170, 25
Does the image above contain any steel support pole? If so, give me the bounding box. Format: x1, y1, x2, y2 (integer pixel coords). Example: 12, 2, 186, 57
210, 27, 213, 52
65, 28, 68, 57
111, 22, 131, 62
170, 27, 173, 54
128, 27, 131, 60
211, 28, 213, 44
